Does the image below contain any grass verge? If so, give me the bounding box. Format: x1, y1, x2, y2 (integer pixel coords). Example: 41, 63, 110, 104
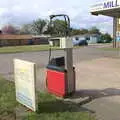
0, 76, 96, 120
0, 45, 60, 54
0, 45, 82, 54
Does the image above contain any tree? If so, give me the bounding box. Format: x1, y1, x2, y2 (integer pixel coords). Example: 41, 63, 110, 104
99, 33, 112, 43
89, 27, 100, 34
71, 29, 88, 36
31, 19, 47, 35
80, 29, 88, 34
49, 19, 68, 37
71, 29, 81, 36
2, 24, 19, 34
20, 24, 33, 34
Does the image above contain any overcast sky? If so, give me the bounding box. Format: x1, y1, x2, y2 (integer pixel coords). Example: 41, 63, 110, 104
0, 0, 113, 34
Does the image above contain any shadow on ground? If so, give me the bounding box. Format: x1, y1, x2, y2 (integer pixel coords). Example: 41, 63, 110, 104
36, 88, 120, 114
37, 98, 95, 114
69, 88, 120, 105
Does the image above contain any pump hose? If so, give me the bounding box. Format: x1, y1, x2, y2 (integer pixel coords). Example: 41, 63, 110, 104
48, 45, 51, 64
48, 14, 70, 64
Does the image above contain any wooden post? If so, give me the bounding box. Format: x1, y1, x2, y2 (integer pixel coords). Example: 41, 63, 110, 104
65, 48, 74, 94
113, 17, 117, 48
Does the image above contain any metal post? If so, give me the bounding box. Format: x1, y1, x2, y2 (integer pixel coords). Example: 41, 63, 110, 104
65, 48, 74, 94
113, 17, 117, 48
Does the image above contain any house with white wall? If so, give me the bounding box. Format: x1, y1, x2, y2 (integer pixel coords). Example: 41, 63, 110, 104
72, 34, 100, 45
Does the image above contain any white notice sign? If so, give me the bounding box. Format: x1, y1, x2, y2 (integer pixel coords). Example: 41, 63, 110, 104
14, 59, 37, 112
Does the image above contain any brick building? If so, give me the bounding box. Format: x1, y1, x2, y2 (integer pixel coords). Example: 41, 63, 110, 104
0, 34, 49, 46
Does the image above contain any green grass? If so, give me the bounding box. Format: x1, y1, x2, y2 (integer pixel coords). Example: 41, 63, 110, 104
0, 45, 82, 54
0, 45, 60, 54
0, 76, 96, 120
0, 76, 17, 120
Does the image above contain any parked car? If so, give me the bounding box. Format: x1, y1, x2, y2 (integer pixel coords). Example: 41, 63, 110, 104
78, 40, 88, 46
73, 38, 88, 46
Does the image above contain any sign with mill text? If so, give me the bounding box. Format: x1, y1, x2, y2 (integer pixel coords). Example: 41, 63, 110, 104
91, 0, 120, 12
14, 59, 37, 112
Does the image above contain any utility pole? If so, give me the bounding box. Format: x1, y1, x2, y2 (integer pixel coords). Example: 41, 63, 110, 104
113, 17, 117, 48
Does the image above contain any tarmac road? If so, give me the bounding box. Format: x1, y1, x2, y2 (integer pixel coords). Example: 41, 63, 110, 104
0, 46, 118, 79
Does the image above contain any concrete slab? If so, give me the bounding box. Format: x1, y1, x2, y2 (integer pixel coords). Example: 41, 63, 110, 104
74, 57, 120, 120
84, 96, 120, 120
75, 57, 120, 90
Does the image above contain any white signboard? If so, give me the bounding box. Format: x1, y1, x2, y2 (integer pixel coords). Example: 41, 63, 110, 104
14, 59, 37, 112
91, 0, 120, 12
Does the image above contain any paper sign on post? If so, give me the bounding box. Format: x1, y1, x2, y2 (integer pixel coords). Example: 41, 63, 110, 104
14, 59, 37, 112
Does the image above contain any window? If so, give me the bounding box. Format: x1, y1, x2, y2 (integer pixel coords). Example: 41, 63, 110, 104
75, 37, 79, 41
86, 37, 90, 40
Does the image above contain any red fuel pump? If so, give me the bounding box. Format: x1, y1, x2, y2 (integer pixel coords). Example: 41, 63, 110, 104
46, 14, 75, 97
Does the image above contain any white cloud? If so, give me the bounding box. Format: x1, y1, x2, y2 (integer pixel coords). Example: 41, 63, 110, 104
0, 8, 8, 15
0, 0, 113, 34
